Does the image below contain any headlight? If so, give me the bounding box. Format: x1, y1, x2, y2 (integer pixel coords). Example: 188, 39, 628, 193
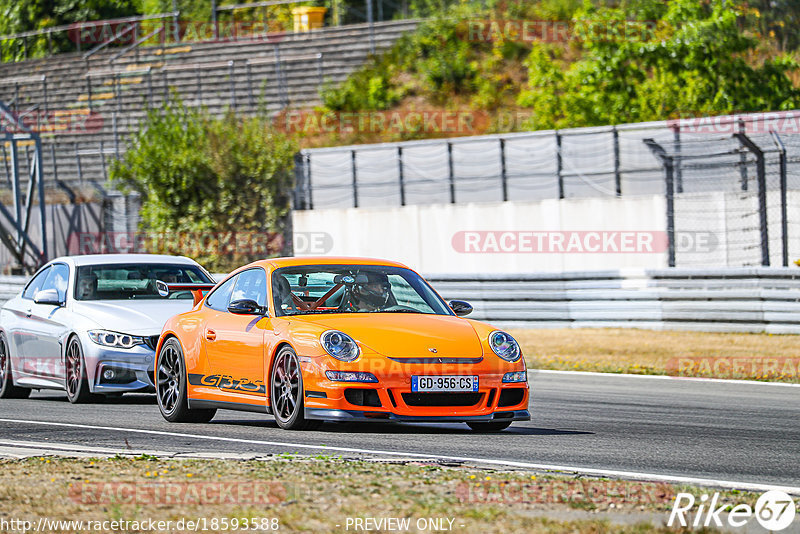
489, 331, 521, 362
320, 330, 360, 362
502, 371, 527, 383
325, 371, 378, 383
88, 330, 145, 349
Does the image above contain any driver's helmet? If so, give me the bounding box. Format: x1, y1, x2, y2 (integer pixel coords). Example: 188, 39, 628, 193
352, 272, 390, 308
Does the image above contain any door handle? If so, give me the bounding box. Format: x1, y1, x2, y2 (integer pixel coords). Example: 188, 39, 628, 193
205, 329, 216, 341
25, 308, 32, 318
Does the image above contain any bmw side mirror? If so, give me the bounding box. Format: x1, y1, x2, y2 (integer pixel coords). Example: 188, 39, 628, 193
34, 288, 63, 306
449, 300, 473, 317
228, 299, 264, 315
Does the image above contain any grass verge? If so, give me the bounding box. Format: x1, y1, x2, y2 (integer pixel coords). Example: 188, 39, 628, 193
512, 328, 800, 383
0, 455, 757, 533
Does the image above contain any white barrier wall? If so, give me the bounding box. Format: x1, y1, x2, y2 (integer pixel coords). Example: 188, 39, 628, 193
292, 195, 669, 273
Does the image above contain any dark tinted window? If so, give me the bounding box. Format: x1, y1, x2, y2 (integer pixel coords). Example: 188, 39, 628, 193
231, 269, 267, 307
22, 266, 51, 300
205, 276, 237, 311
74, 263, 213, 301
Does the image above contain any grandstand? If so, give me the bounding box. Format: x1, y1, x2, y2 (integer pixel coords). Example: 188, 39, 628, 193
0, 19, 417, 193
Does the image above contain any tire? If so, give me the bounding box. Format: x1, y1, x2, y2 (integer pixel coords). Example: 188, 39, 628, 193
270, 346, 321, 430
65, 336, 100, 404
467, 421, 512, 432
0, 332, 30, 399
156, 337, 216, 423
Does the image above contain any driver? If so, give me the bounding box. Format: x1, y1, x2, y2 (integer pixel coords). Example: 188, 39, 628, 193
76, 273, 98, 300
346, 272, 391, 312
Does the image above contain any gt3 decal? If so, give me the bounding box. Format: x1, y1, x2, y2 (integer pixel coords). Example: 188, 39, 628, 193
188, 373, 266, 395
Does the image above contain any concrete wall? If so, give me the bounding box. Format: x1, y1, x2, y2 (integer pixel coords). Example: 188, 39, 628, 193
292, 191, 800, 273
293, 194, 667, 273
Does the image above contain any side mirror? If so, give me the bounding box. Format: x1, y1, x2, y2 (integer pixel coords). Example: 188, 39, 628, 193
449, 300, 473, 317
34, 288, 63, 306
228, 299, 264, 315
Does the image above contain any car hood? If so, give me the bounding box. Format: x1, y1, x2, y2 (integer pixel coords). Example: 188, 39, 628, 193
71, 300, 196, 335
289, 313, 484, 359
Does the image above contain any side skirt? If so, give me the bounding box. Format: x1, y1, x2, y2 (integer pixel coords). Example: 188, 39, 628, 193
189, 398, 272, 415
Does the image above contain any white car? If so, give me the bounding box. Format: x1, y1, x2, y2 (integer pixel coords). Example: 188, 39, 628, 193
0, 254, 215, 403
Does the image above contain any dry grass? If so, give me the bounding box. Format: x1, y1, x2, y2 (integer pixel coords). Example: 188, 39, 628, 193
0, 456, 750, 533
512, 328, 800, 382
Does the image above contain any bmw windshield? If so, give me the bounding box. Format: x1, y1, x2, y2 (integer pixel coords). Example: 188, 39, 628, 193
272, 265, 452, 316
74, 263, 214, 301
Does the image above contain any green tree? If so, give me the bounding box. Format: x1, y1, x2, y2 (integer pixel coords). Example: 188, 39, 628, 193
518, 0, 800, 129
110, 100, 297, 271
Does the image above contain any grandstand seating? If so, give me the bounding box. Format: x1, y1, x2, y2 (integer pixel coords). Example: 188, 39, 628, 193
0, 20, 418, 191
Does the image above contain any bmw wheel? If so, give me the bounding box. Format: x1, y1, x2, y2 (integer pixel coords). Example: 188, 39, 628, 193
270, 346, 320, 430
65, 336, 99, 404
0, 332, 30, 399
157, 337, 216, 423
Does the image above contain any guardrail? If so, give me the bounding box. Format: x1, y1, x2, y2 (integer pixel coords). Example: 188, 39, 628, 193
2, 268, 800, 333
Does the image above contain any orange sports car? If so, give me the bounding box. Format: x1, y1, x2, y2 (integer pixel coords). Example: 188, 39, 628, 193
155, 257, 530, 431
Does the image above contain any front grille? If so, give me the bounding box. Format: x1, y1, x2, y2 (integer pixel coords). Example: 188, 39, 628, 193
344, 388, 382, 407
143, 335, 159, 351
498, 388, 525, 407
401, 392, 484, 407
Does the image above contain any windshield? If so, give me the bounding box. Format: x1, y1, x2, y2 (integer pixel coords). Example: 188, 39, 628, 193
74, 263, 214, 301
272, 265, 452, 317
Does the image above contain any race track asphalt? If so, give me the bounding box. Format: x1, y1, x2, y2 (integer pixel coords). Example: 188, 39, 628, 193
0, 371, 797, 489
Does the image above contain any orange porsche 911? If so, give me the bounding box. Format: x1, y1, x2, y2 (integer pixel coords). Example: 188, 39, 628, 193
155, 257, 530, 431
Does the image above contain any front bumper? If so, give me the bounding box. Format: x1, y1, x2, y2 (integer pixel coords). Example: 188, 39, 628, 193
80, 335, 157, 394
304, 408, 530, 423
298, 357, 530, 423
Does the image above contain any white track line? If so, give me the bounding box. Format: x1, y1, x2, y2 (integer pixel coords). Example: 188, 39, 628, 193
530, 369, 800, 387
0, 418, 797, 495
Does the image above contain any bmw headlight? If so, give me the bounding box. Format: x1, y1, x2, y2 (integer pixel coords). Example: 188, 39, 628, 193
320, 330, 360, 362
489, 331, 521, 362
88, 330, 145, 349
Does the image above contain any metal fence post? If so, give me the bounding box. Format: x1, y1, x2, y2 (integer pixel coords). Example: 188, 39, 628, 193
86, 77, 93, 111
738, 119, 749, 191
351, 150, 359, 208
42, 75, 48, 116
366, 0, 375, 55
228, 60, 236, 108
397, 146, 406, 206
770, 130, 789, 267
212, 0, 219, 40
644, 139, 675, 268
555, 131, 564, 199
612, 126, 621, 196
672, 125, 683, 193
172, 0, 180, 43
447, 142, 456, 204
499, 138, 508, 201
196, 65, 203, 106
734, 132, 769, 266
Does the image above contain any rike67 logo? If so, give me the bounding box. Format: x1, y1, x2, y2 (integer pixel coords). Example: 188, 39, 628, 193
668, 490, 796, 531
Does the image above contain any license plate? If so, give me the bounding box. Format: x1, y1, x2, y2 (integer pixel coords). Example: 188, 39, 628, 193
411, 375, 478, 392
